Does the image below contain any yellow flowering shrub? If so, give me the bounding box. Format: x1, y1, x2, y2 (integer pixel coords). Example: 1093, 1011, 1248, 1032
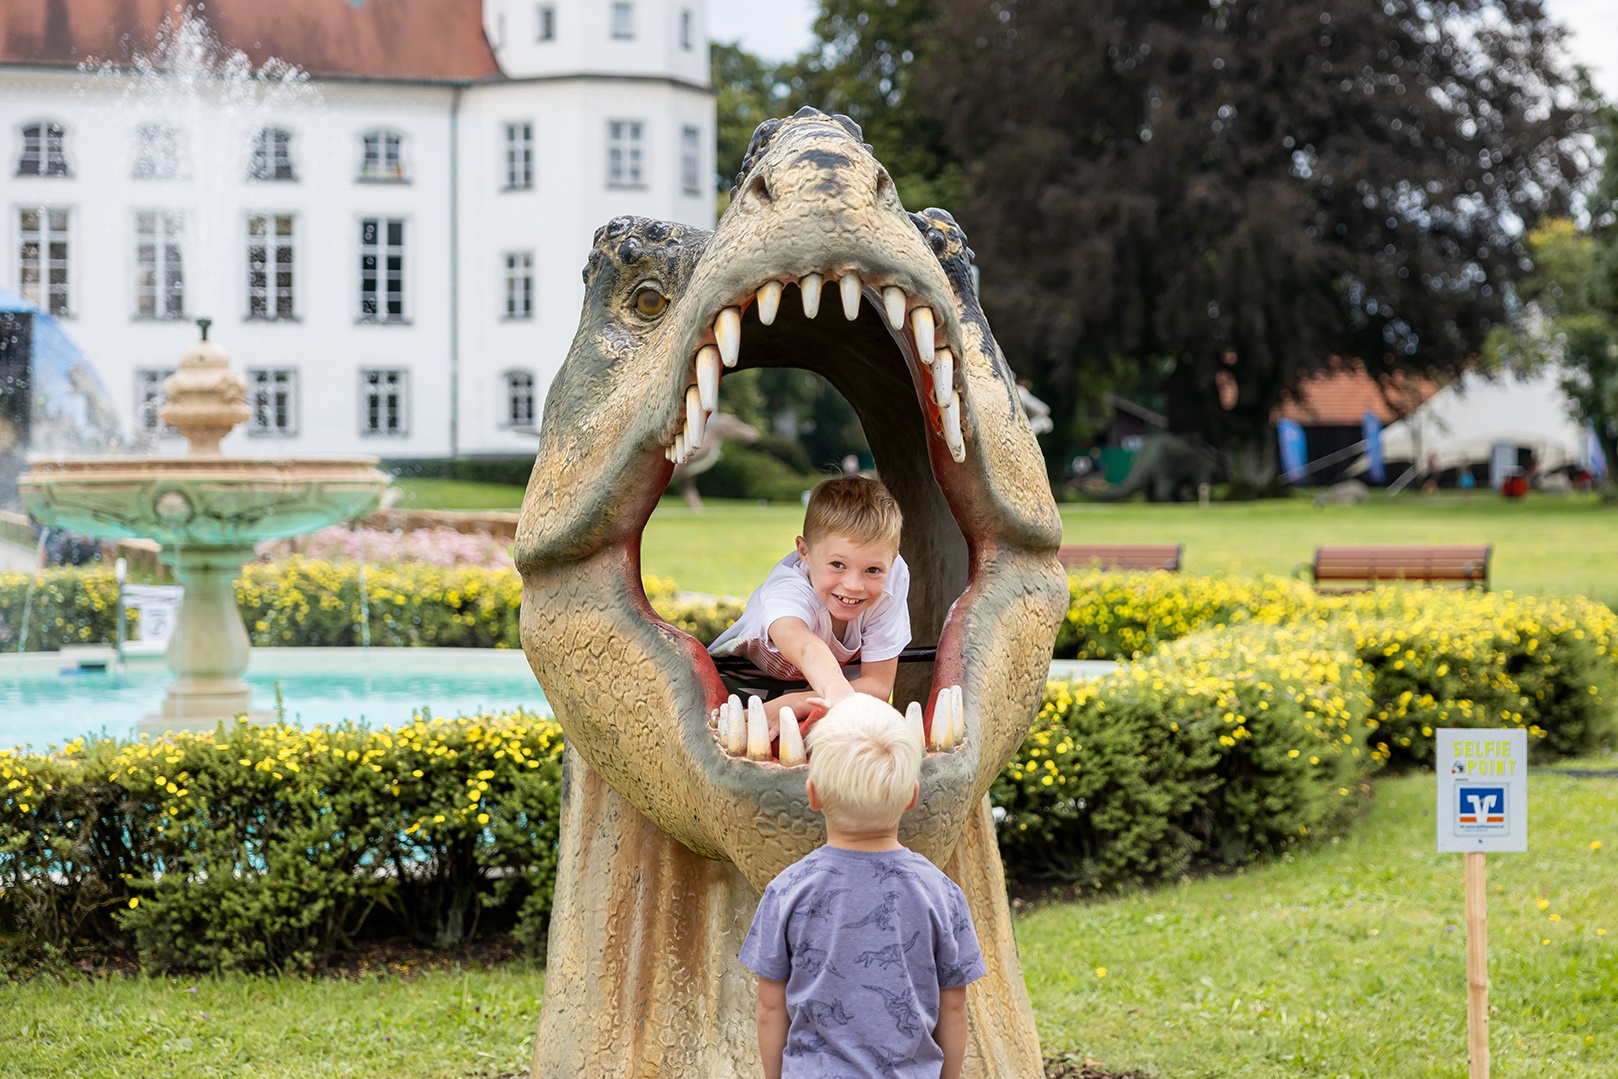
0, 714, 564, 971
0, 566, 129, 652
994, 625, 1374, 887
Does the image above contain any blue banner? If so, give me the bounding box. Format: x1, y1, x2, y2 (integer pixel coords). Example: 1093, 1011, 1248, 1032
1277, 419, 1307, 484
1363, 411, 1385, 484
1587, 422, 1609, 481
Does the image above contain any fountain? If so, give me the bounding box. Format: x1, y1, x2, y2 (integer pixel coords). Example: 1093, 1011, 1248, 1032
17, 320, 389, 730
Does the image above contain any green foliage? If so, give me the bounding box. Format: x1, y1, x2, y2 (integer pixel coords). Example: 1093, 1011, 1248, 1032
0, 714, 563, 971
996, 626, 1373, 886
712, 41, 794, 205
694, 444, 817, 503
0, 566, 128, 652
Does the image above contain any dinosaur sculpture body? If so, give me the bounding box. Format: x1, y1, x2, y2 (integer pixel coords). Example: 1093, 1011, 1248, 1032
515, 108, 1067, 1077
1086, 431, 1226, 502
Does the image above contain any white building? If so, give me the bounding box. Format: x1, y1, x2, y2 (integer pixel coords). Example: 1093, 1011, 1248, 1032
0, 0, 714, 461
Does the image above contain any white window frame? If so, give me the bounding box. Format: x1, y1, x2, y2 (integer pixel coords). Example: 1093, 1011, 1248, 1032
246, 212, 296, 321
133, 210, 185, 321
358, 130, 406, 182
537, 4, 556, 41
17, 207, 70, 316
134, 367, 177, 437
611, 2, 633, 40
505, 369, 536, 428
681, 126, 701, 195
132, 123, 181, 180
17, 121, 69, 177
680, 9, 693, 50
504, 122, 533, 190
360, 367, 409, 437
247, 367, 299, 437
607, 120, 644, 189
503, 251, 534, 320
248, 127, 296, 181
359, 217, 406, 323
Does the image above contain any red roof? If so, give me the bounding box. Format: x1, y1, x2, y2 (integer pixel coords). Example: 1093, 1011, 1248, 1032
1276, 367, 1439, 426
0, 0, 500, 82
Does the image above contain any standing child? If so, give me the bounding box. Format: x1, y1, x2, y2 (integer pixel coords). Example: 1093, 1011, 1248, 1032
709, 475, 910, 730
740, 695, 984, 1079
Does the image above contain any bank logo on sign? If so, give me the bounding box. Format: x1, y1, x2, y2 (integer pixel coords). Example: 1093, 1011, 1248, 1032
1455, 785, 1508, 836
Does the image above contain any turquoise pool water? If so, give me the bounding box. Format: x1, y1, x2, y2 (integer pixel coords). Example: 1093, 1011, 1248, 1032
0, 647, 549, 750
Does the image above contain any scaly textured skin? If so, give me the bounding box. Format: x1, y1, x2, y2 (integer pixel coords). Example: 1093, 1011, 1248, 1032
517, 109, 1067, 1077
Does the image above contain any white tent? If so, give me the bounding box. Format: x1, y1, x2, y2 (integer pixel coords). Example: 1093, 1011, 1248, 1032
1351, 368, 1587, 477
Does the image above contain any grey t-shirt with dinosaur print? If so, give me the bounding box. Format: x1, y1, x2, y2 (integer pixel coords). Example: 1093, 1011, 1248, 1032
739, 844, 986, 1078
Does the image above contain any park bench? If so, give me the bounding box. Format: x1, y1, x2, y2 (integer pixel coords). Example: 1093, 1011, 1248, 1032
1057, 543, 1183, 573
1295, 544, 1492, 592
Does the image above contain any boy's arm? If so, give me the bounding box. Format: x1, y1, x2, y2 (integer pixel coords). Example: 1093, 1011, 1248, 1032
756, 977, 789, 1079
846, 656, 897, 704
934, 985, 968, 1079
768, 616, 856, 702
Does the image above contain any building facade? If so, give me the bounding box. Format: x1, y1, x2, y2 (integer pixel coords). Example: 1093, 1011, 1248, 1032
0, 0, 714, 460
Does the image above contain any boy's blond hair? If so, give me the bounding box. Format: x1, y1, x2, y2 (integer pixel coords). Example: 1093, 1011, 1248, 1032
806, 694, 922, 831
802, 476, 902, 552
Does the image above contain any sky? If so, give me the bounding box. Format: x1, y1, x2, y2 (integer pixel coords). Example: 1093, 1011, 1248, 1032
706, 0, 1618, 101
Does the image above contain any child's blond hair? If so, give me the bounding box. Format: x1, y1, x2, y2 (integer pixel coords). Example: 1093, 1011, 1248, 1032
806, 694, 921, 831
802, 476, 902, 552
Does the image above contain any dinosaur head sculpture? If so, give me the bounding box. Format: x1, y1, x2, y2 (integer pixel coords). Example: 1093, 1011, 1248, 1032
515, 107, 1066, 897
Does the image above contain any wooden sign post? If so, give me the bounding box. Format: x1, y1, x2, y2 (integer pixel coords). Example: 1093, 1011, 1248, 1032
1437, 729, 1528, 1079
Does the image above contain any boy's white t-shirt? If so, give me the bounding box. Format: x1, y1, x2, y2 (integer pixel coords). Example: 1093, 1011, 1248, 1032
708, 550, 911, 680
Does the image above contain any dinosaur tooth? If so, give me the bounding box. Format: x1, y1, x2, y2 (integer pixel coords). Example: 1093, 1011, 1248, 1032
911, 307, 935, 362
716, 707, 730, 747
715, 306, 742, 367
928, 694, 950, 751
685, 386, 705, 448
746, 696, 771, 761
757, 280, 782, 326
905, 700, 925, 749
696, 346, 720, 412
928, 345, 948, 368
800, 272, 823, 318
882, 286, 906, 330
726, 696, 747, 755
839, 272, 863, 320
778, 706, 806, 766
950, 685, 966, 745
932, 348, 954, 408
674, 430, 688, 464
943, 391, 965, 463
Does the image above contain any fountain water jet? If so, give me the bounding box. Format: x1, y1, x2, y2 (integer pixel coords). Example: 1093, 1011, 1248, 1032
18, 322, 389, 731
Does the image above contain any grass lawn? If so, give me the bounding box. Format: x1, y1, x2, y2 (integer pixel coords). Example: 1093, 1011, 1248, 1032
630, 491, 1618, 607
1019, 759, 1618, 1078
391, 478, 528, 512
6, 760, 1611, 1077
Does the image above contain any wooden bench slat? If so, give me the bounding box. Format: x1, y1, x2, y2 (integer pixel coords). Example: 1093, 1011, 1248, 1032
1302, 544, 1491, 590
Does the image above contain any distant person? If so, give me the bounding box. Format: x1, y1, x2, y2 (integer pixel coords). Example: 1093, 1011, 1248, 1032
1459, 469, 1476, 500
709, 475, 910, 732
741, 695, 984, 1079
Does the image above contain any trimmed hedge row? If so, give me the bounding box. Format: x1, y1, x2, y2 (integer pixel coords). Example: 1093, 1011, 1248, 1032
1, 713, 563, 971
0, 561, 742, 652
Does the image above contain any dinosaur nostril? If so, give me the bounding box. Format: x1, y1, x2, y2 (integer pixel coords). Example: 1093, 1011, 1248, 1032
748, 174, 773, 204
875, 170, 894, 202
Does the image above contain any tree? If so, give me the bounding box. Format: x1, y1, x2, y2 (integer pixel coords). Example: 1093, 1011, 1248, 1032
712, 42, 795, 209
1484, 106, 1618, 490
917, 0, 1599, 493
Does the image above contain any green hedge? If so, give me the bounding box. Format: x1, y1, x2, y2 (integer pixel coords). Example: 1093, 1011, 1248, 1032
1, 713, 562, 971
0, 561, 742, 652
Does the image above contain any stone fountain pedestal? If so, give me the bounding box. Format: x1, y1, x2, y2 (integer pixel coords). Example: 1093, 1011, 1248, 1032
19, 322, 391, 732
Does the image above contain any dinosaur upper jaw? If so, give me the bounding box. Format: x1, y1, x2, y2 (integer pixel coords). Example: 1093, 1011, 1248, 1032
516, 113, 1067, 889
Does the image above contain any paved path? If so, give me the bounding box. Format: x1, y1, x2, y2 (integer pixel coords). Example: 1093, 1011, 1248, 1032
0, 539, 38, 571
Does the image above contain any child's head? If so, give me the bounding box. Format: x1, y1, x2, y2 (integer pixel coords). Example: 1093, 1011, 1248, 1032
806, 695, 922, 833
795, 477, 903, 623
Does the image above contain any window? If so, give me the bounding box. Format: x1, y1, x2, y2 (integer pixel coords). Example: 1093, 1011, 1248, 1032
361, 368, 408, 436
17, 122, 69, 177
537, 4, 555, 40
359, 130, 405, 181
611, 2, 633, 39
133, 124, 180, 180
135, 368, 177, 436
246, 213, 295, 320
248, 127, 295, 181
504, 122, 533, 190
503, 252, 534, 319
359, 218, 405, 322
17, 208, 69, 316
606, 120, 644, 188
506, 370, 535, 427
680, 9, 693, 49
681, 126, 701, 195
247, 367, 298, 437
134, 211, 185, 320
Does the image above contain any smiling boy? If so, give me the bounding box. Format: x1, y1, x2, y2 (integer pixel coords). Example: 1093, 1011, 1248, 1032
709, 475, 910, 729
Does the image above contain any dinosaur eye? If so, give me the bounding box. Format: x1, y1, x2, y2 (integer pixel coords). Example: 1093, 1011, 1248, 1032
634, 287, 668, 318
